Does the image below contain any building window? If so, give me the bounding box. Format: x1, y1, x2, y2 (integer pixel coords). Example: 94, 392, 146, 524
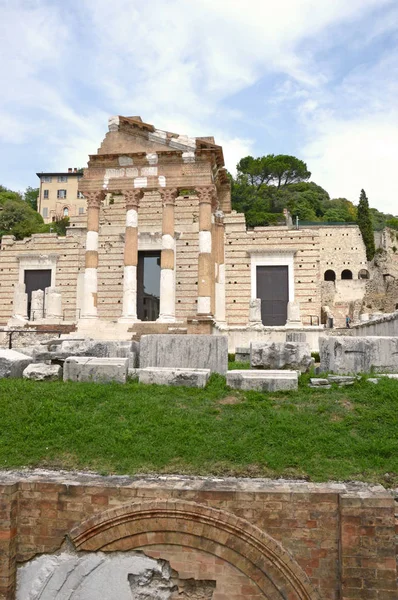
324, 270, 336, 281
78, 207, 84, 215
57, 175, 68, 182
77, 191, 85, 199
43, 189, 49, 199
341, 269, 353, 280
43, 207, 48, 218
63, 207, 69, 217
42, 176, 52, 183
57, 189, 67, 199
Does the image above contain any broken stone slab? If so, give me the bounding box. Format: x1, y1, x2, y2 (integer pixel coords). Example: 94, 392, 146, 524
33, 339, 139, 365
140, 334, 228, 374
0, 349, 32, 378
63, 357, 128, 384
227, 370, 298, 392
327, 376, 357, 384
250, 342, 313, 373
235, 347, 250, 362
367, 378, 379, 384
320, 336, 398, 374
16, 550, 178, 600
309, 378, 330, 386
23, 363, 62, 381
138, 367, 210, 388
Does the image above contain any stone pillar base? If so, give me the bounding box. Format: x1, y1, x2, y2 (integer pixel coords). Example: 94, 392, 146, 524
118, 316, 140, 324
285, 301, 302, 328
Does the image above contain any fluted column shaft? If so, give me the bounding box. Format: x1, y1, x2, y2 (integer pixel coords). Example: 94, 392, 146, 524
158, 188, 178, 322
196, 186, 216, 315
119, 189, 144, 322
82, 191, 104, 318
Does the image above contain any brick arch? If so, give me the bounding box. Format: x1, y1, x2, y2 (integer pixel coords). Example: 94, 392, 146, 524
70, 499, 319, 600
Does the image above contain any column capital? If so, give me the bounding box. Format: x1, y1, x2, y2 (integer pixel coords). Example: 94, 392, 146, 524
196, 185, 217, 205
124, 189, 144, 210
84, 190, 105, 209
159, 187, 178, 205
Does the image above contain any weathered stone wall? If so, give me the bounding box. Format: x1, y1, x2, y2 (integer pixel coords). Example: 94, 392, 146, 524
224, 215, 321, 326
0, 231, 85, 325
0, 472, 396, 600
350, 311, 398, 336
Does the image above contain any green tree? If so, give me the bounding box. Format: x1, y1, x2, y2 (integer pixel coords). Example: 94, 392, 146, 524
24, 186, 39, 211
0, 199, 44, 240
357, 189, 376, 261
237, 154, 311, 189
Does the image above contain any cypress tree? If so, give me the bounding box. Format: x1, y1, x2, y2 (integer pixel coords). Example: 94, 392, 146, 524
357, 189, 375, 261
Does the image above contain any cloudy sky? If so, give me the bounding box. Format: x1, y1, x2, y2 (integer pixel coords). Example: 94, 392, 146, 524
1, 0, 397, 214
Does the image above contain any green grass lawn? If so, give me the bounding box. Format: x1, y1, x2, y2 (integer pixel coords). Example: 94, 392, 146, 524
0, 374, 397, 485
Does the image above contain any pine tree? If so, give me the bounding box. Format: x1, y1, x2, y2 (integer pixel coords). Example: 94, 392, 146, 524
357, 189, 375, 261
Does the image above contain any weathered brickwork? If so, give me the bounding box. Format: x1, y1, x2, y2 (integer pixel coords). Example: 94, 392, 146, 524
0, 474, 396, 600
224, 214, 321, 326
0, 231, 85, 325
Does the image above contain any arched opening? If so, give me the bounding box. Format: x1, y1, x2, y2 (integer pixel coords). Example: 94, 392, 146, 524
341, 269, 353, 280
324, 270, 336, 282
358, 269, 369, 280
63, 206, 69, 217
70, 500, 318, 600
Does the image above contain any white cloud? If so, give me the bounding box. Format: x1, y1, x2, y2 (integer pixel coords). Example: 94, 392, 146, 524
0, 0, 396, 218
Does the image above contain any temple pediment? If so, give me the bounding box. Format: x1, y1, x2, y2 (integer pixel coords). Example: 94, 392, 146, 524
97, 115, 225, 168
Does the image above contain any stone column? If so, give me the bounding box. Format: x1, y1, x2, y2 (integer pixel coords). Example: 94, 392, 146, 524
12, 283, 28, 320
158, 188, 178, 322
45, 287, 62, 320
119, 189, 144, 322
81, 190, 104, 319
31, 289, 44, 321
214, 210, 226, 323
196, 186, 216, 315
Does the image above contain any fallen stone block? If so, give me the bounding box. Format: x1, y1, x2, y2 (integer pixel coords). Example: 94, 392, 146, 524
227, 370, 298, 392
308, 384, 331, 389
309, 378, 330, 386
33, 339, 139, 365
138, 367, 210, 388
140, 335, 228, 374
23, 363, 62, 381
63, 357, 128, 384
0, 349, 32, 378
235, 347, 250, 362
367, 378, 379, 384
320, 336, 398, 374
327, 376, 357, 384
250, 342, 313, 373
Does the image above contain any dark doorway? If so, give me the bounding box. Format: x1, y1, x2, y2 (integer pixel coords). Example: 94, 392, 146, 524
24, 269, 52, 319
137, 251, 161, 321
256, 265, 289, 326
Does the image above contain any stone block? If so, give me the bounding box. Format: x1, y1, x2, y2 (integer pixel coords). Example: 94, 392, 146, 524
33, 339, 139, 365
309, 378, 329, 386
140, 335, 228, 374
320, 336, 398, 374
138, 367, 210, 388
235, 347, 250, 362
0, 349, 32, 378
63, 357, 128, 383
23, 363, 62, 381
249, 299, 262, 323
227, 369, 298, 391
250, 342, 313, 373
286, 332, 307, 343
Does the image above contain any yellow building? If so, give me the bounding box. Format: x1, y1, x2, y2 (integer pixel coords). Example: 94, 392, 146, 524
36, 168, 86, 223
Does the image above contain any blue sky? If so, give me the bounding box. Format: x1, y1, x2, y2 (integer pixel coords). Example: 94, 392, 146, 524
1, 0, 397, 214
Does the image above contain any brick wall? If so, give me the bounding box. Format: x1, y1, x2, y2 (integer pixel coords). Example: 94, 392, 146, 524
0, 474, 396, 600
224, 215, 321, 326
